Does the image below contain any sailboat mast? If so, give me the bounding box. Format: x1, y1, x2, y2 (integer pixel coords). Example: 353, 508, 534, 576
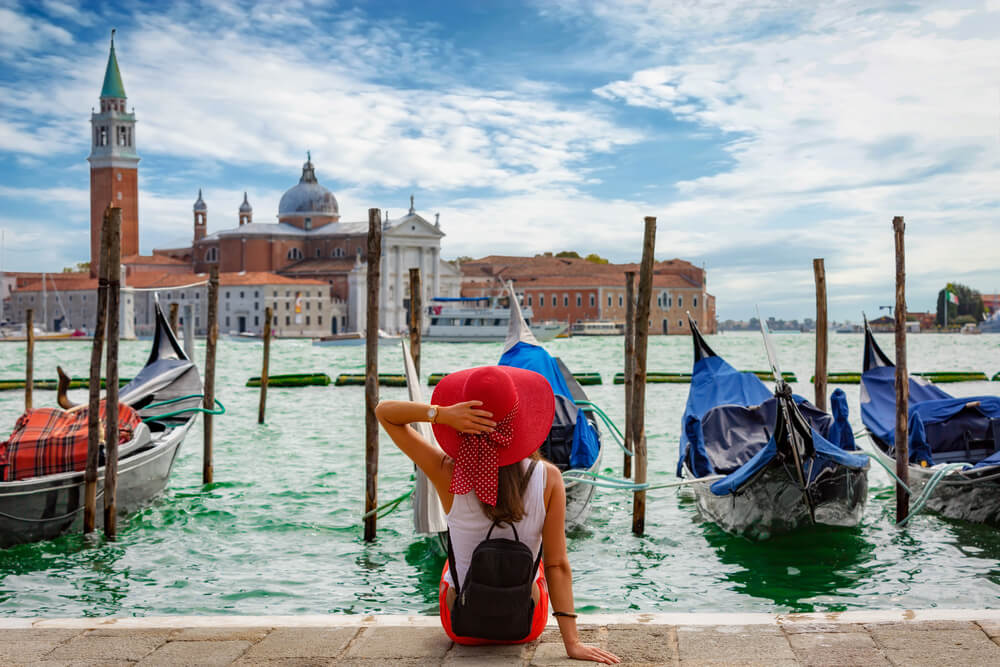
42, 272, 47, 332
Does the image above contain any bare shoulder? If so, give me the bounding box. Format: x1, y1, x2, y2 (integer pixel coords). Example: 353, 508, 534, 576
542, 460, 564, 493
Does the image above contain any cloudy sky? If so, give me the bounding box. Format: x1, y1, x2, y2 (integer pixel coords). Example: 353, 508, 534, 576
1, 0, 997, 320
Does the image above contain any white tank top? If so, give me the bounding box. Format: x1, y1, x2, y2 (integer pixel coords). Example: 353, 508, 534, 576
446, 459, 546, 588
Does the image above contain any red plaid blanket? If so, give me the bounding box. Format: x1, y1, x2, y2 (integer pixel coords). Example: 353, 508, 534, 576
0, 402, 141, 481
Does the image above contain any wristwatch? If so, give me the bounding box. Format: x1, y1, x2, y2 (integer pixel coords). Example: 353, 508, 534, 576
427, 405, 438, 424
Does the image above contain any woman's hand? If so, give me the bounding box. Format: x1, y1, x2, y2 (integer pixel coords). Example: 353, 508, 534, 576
566, 640, 621, 664
437, 400, 495, 434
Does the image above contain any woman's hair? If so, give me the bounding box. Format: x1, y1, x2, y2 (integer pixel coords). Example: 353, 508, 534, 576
481, 450, 542, 524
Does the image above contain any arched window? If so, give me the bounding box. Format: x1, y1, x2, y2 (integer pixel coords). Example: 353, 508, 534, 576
287, 247, 303, 260
204, 247, 218, 262
333, 247, 344, 258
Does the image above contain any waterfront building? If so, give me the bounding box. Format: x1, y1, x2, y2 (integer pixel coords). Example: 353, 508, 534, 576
7, 33, 461, 336
460, 255, 716, 334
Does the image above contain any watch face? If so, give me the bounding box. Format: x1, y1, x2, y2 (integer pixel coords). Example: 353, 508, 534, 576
428, 407, 437, 421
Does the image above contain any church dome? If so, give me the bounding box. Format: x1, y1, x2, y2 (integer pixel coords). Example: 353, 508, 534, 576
239, 191, 252, 213
278, 155, 339, 218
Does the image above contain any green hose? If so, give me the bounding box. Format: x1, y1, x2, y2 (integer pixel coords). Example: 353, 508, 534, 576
140, 394, 226, 422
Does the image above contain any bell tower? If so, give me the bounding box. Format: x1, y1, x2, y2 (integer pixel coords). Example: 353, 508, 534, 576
88, 29, 139, 276
193, 189, 207, 241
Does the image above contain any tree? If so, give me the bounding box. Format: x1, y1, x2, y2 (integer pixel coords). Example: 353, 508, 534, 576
584, 253, 609, 264
936, 282, 984, 327
555, 251, 581, 259
62, 261, 90, 273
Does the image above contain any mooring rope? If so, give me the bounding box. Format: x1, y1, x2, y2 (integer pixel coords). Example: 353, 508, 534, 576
562, 469, 724, 492
361, 488, 414, 520
140, 395, 226, 422
573, 400, 632, 457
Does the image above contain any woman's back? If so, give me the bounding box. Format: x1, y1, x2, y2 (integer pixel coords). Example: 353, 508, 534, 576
446, 459, 546, 587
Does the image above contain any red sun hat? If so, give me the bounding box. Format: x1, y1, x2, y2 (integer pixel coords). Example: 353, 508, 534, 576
432, 365, 555, 505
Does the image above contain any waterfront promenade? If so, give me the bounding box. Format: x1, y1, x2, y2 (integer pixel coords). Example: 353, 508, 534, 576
3, 609, 1000, 665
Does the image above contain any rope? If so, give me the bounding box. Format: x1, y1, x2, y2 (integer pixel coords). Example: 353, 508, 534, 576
141, 395, 226, 422
562, 469, 724, 492
896, 463, 970, 527
361, 488, 414, 520
574, 400, 632, 456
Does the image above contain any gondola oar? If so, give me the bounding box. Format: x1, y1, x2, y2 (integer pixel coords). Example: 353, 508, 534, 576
756, 308, 816, 524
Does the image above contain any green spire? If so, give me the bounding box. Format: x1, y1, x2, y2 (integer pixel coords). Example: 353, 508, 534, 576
100, 29, 127, 99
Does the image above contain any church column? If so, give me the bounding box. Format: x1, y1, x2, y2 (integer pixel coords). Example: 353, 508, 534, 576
379, 248, 389, 333
432, 246, 441, 299
394, 245, 403, 332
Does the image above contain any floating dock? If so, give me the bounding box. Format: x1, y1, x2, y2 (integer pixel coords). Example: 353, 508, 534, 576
2, 609, 1000, 665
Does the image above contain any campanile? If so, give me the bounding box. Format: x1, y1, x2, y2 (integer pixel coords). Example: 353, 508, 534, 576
88, 30, 139, 276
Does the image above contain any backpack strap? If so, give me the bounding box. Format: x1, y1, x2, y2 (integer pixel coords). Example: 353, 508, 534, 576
446, 529, 461, 598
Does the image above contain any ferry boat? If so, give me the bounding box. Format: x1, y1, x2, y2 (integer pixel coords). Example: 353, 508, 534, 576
424, 296, 567, 343
570, 320, 624, 336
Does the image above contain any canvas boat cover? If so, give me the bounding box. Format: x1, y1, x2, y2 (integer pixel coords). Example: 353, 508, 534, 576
679, 337, 865, 496
498, 283, 598, 470
0, 402, 146, 481
860, 329, 1000, 467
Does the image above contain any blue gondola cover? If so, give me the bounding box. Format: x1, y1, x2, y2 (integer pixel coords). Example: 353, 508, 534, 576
679, 353, 865, 495
499, 341, 599, 469
861, 364, 1000, 465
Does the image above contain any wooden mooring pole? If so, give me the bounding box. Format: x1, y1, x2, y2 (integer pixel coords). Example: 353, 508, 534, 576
631, 217, 656, 536
623, 271, 636, 478
893, 216, 910, 523
168, 302, 179, 335
24, 309, 33, 411
103, 207, 122, 540
258, 306, 271, 424
84, 208, 113, 534
813, 258, 828, 412
364, 208, 382, 543
203, 266, 219, 485
409, 268, 422, 377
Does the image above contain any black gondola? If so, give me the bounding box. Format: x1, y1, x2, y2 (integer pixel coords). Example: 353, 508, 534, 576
677, 317, 869, 539
860, 318, 1000, 523
0, 302, 204, 547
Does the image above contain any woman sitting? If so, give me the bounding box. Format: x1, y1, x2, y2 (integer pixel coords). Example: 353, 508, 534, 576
376, 365, 619, 664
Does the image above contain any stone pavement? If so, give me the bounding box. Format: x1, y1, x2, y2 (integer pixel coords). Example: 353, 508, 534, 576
2, 609, 1000, 665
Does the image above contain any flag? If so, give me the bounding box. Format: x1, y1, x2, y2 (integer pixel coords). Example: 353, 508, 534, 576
946, 290, 959, 305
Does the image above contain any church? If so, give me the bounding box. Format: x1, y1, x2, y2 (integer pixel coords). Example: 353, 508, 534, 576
65, 32, 460, 336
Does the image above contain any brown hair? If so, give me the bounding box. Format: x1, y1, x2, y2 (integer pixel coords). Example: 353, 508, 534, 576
481, 450, 542, 524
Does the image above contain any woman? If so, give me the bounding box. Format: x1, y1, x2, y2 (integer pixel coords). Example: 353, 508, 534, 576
376, 365, 619, 664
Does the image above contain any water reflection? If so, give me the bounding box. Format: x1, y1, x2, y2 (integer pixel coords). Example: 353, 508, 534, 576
404, 537, 446, 613
701, 524, 875, 612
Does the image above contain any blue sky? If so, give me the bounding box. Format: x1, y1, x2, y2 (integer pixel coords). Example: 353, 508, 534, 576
1, 0, 998, 320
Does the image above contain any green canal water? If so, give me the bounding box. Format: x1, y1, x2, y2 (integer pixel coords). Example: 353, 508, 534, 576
1, 332, 1000, 617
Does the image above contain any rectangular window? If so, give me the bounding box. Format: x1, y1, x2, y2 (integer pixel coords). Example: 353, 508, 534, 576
538, 293, 544, 305
254, 302, 259, 311
196, 317, 200, 326
273, 316, 278, 326
306, 315, 311, 325
619, 295, 623, 307
240, 291, 245, 299
225, 316, 230, 326
318, 316, 323, 325
608, 295, 612, 307
254, 316, 259, 326
285, 302, 290, 311
527, 295, 532, 306
552, 296, 557, 307
306, 302, 310, 310
668, 295, 672, 308
285, 316, 290, 326
576, 294, 582, 307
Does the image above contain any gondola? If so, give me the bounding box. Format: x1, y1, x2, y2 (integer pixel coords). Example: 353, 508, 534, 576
498, 282, 602, 528
678, 317, 868, 540
860, 318, 1000, 523
0, 302, 204, 547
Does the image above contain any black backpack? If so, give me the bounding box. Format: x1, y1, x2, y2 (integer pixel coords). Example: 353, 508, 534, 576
446, 463, 543, 640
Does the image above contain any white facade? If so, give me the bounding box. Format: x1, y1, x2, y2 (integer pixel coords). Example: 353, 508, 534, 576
348, 212, 462, 334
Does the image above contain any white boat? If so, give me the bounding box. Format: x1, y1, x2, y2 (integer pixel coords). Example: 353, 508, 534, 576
312, 329, 400, 347
424, 295, 566, 343
980, 312, 1000, 333
569, 320, 624, 336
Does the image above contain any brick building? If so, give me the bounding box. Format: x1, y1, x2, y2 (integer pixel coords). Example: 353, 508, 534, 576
5, 33, 461, 337
460, 255, 716, 334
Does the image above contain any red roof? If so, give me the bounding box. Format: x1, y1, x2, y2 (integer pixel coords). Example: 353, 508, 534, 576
122, 254, 188, 266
